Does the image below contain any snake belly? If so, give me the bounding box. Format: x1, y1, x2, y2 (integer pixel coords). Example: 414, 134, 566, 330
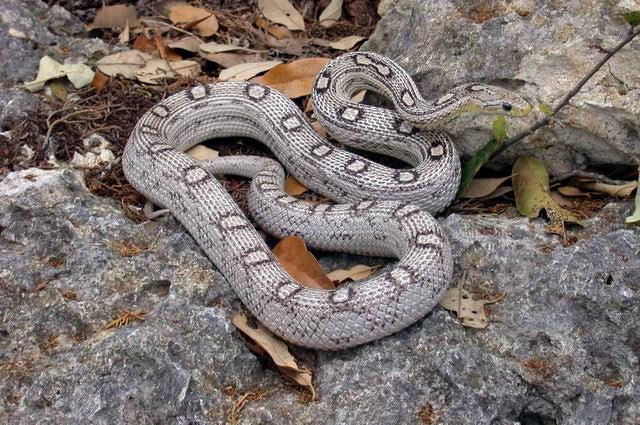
123, 52, 458, 350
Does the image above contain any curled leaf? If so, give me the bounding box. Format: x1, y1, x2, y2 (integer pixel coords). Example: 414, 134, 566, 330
625, 175, 640, 224
258, 0, 305, 31
460, 176, 512, 199
272, 236, 335, 289
23, 56, 94, 92
284, 176, 309, 196
319, 0, 343, 27
250, 57, 331, 98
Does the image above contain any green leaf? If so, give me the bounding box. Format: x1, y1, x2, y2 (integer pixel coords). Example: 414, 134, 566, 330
538, 102, 554, 117
625, 175, 640, 224
456, 138, 502, 199
624, 11, 640, 27
512, 156, 582, 237
491, 116, 507, 143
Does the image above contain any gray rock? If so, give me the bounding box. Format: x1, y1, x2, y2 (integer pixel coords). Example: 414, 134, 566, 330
0, 88, 39, 131
362, 0, 640, 175
1, 168, 638, 424
0, 0, 109, 88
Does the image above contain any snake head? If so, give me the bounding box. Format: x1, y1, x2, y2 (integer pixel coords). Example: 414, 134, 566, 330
456, 83, 532, 118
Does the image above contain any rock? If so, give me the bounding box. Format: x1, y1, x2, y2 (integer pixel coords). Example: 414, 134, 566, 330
362, 0, 640, 175
1, 169, 638, 424
0, 89, 39, 131
0, 0, 109, 88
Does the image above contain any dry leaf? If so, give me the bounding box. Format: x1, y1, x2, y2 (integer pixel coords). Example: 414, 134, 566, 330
168, 3, 218, 37
550, 191, 575, 208
169, 36, 201, 52
91, 70, 109, 90
132, 34, 157, 52
118, 20, 130, 43
272, 236, 335, 289
96, 50, 153, 79
199, 42, 265, 54
351, 90, 366, 103
460, 176, 513, 199
267, 25, 291, 40
218, 61, 282, 82
439, 275, 489, 329
329, 35, 367, 50
558, 186, 589, 197
258, 0, 305, 31
23, 56, 94, 92
8, 28, 27, 39
512, 156, 583, 238
232, 312, 315, 400
134, 59, 200, 84
327, 264, 379, 284
87, 4, 139, 30
310, 121, 327, 138
284, 176, 309, 196
186, 145, 219, 160
626, 175, 640, 224
48, 79, 68, 101
319, 0, 343, 27
200, 51, 265, 68
154, 34, 183, 61
250, 57, 331, 98
579, 179, 637, 198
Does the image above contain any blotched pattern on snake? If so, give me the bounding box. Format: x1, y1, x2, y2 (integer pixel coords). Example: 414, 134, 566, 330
123, 52, 530, 350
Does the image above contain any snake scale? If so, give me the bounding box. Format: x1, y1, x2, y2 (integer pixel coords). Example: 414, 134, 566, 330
123, 52, 530, 350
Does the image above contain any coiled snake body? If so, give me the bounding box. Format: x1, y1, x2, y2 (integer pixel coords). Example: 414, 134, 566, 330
123, 52, 530, 350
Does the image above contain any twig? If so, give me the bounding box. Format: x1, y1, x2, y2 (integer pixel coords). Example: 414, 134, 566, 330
550, 170, 631, 185
492, 25, 640, 159
141, 18, 204, 44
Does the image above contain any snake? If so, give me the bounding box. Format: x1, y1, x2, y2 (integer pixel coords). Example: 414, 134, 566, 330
123, 52, 531, 350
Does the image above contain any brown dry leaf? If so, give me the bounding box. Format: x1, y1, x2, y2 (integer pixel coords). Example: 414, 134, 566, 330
105, 310, 148, 330
91, 70, 109, 90
550, 191, 575, 208
168, 3, 218, 37
199, 42, 265, 54
186, 145, 219, 160
558, 186, 589, 197
319, 0, 343, 27
439, 275, 489, 329
284, 176, 309, 196
251, 58, 331, 99
272, 236, 335, 289
118, 20, 130, 43
578, 179, 637, 198
169, 36, 201, 52
218, 61, 282, 82
258, 0, 305, 31
460, 176, 513, 199
351, 90, 366, 103
329, 35, 367, 50
96, 50, 153, 79
87, 4, 139, 30
200, 51, 265, 69
232, 312, 315, 400
327, 264, 379, 284
132, 34, 157, 52
310, 121, 327, 138
267, 25, 291, 40
134, 59, 200, 84
154, 34, 182, 61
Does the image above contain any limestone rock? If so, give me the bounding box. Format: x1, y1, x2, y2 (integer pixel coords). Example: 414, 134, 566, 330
362, 0, 640, 174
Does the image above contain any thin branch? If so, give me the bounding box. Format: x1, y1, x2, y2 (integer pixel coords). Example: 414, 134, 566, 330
550, 170, 631, 186
492, 25, 640, 159
141, 18, 204, 44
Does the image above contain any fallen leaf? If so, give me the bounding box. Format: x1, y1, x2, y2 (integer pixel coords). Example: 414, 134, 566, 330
48, 79, 68, 101
625, 176, 640, 224
87, 4, 139, 30
232, 312, 315, 400
258, 0, 305, 31
96, 50, 153, 79
168, 36, 201, 52
327, 264, 379, 284
218, 61, 282, 82
8, 28, 27, 39
154, 34, 182, 61
168, 3, 218, 37
284, 176, 309, 196
512, 156, 583, 238
439, 274, 489, 329
91, 70, 109, 90
118, 20, 130, 43
132, 34, 157, 52
272, 236, 335, 289
558, 186, 589, 197
267, 24, 291, 40
319, 0, 343, 27
578, 179, 637, 198
329, 35, 367, 50
134, 59, 200, 84
185, 144, 219, 160
550, 191, 575, 208
200, 51, 265, 68
351, 90, 366, 103
250, 57, 331, 98
23, 56, 94, 92
199, 42, 265, 54
460, 176, 512, 199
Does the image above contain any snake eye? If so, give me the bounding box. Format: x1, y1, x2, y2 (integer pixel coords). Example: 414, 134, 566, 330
502, 101, 512, 112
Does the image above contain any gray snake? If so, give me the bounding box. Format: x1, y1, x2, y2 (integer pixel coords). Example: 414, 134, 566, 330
123, 52, 530, 350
